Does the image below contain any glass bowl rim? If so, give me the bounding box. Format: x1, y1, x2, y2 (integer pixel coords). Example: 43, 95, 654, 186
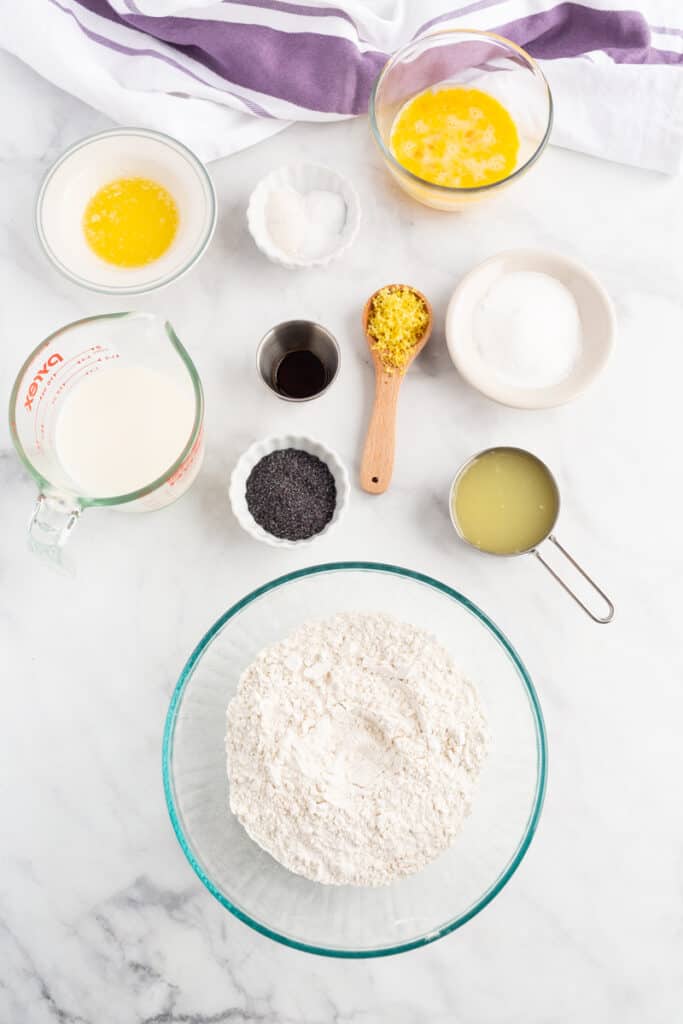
162, 560, 548, 959
369, 28, 554, 196
34, 126, 217, 295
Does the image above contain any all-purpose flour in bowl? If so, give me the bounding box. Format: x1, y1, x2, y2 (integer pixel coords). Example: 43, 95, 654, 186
225, 612, 490, 887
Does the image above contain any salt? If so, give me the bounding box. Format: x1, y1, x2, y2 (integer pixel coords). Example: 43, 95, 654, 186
264, 186, 306, 255
265, 186, 347, 261
473, 270, 583, 390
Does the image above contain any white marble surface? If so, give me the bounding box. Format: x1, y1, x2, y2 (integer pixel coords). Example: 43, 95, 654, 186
1, 49, 682, 1024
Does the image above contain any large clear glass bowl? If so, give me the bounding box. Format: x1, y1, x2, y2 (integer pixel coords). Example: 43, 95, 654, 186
370, 30, 553, 211
163, 563, 547, 958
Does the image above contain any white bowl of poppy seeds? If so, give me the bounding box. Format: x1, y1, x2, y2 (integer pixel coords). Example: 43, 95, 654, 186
229, 435, 350, 548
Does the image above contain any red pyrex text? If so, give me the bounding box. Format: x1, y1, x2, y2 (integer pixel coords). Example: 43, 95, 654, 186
24, 353, 63, 411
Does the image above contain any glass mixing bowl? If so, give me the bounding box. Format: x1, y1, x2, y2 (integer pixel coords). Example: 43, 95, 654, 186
370, 30, 553, 211
35, 128, 217, 294
163, 562, 547, 957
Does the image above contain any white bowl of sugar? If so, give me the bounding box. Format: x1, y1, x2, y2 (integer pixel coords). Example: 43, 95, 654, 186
446, 249, 617, 410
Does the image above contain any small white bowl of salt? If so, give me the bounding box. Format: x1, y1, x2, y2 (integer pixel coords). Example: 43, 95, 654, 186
446, 249, 617, 410
247, 163, 360, 270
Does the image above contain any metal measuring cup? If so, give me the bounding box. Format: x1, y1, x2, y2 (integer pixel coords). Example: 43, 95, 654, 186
449, 446, 614, 624
256, 320, 340, 402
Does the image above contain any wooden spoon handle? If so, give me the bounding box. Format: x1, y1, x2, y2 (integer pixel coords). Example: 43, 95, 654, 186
360, 372, 403, 494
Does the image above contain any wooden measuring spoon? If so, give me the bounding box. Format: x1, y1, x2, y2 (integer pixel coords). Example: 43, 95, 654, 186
360, 285, 432, 494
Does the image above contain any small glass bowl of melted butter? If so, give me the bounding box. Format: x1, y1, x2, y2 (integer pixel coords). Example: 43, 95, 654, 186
36, 127, 216, 294
370, 30, 553, 211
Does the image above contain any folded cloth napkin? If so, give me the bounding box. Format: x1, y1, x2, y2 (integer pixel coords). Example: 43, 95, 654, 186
3, 0, 682, 171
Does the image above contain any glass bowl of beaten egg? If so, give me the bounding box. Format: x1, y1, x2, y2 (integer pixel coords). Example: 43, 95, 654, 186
35, 127, 216, 294
370, 30, 553, 211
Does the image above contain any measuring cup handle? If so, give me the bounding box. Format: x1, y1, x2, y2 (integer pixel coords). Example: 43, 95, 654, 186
534, 535, 614, 624
28, 493, 81, 569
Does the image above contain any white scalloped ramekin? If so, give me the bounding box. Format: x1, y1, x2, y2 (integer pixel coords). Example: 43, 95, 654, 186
246, 163, 361, 270
228, 435, 350, 548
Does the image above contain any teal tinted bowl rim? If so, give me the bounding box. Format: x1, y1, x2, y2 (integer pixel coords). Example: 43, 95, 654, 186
162, 561, 548, 959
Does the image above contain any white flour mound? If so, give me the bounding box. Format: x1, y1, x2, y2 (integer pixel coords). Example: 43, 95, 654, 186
225, 612, 490, 887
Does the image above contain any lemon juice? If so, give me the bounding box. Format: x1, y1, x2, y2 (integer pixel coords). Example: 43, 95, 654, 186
453, 447, 558, 554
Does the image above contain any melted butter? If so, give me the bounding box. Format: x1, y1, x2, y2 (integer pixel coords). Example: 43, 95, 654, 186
83, 177, 179, 267
390, 86, 519, 189
453, 448, 558, 554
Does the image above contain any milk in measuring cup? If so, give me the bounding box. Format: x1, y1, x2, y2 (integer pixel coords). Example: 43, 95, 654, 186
55, 364, 195, 497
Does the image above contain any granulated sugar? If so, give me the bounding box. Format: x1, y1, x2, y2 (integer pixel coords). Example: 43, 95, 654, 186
474, 270, 582, 389
225, 612, 490, 887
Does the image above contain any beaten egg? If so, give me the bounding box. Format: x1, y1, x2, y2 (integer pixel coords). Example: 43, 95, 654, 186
390, 86, 520, 189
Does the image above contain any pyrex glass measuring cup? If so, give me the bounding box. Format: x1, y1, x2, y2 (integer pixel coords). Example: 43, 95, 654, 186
450, 446, 614, 623
9, 312, 204, 563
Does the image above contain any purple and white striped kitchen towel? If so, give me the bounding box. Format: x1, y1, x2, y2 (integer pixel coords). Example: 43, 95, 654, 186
3, 0, 682, 170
